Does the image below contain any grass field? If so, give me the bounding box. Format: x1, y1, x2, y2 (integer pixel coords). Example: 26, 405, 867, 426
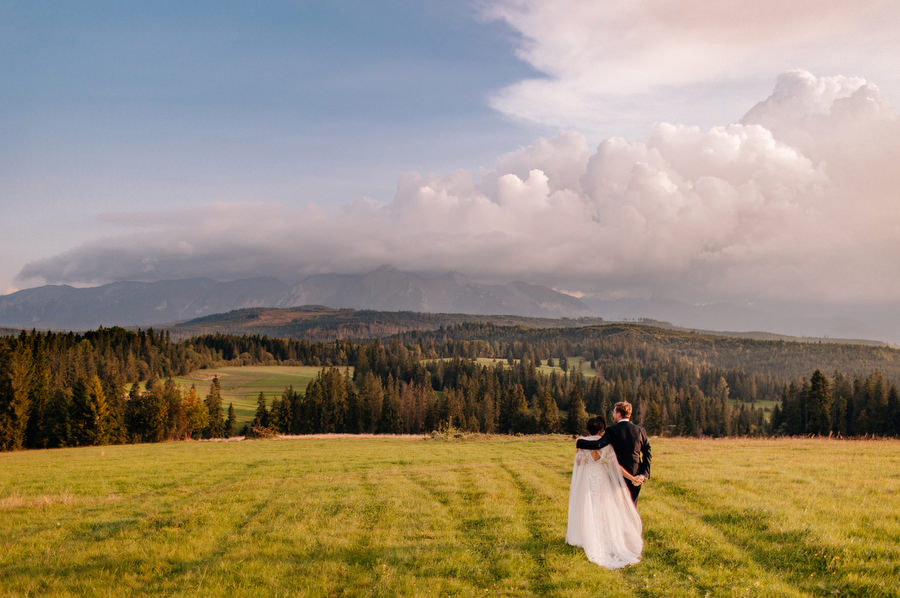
173, 366, 337, 426
2, 437, 898, 597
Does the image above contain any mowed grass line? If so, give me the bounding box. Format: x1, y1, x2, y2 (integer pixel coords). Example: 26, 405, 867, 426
2, 437, 899, 597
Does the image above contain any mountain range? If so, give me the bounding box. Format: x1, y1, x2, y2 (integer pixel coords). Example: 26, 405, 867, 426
2, 267, 898, 345
0, 268, 592, 330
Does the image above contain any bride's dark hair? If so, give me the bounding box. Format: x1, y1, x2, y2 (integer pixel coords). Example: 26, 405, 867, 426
586, 416, 606, 436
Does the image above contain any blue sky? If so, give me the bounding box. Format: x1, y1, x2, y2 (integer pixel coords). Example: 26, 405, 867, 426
3, 0, 900, 330
1, 1, 543, 292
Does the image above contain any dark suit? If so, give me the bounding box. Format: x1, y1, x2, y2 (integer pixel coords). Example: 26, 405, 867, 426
576, 419, 651, 503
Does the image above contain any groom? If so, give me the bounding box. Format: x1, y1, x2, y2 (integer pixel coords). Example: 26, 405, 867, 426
576, 401, 651, 504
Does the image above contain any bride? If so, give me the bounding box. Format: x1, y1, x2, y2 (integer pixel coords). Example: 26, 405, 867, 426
566, 416, 643, 569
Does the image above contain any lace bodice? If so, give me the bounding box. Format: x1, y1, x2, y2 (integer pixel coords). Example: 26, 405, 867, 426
573, 437, 614, 466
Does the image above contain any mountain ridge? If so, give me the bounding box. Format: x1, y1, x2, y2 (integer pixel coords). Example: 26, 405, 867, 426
0, 269, 592, 330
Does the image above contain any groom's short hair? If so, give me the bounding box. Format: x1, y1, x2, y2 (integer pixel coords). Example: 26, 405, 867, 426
614, 401, 632, 419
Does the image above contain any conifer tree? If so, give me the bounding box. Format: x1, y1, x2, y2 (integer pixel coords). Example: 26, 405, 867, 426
44, 388, 72, 448
504, 383, 531, 433
182, 385, 208, 439
865, 371, 889, 435
644, 401, 663, 436
887, 386, 900, 436
162, 378, 183, 440
25, 335, 51, 448
379, 376, 402, 434
806, 370, 832, 435
225, 403, 236, 437
831, 371, 851, 436
320, 368, 348, 433
344, 372, 362, 434
71, 376, 110, 446
253, 391, 269, 428
287, 386, 305, 434
0, 342, 31, 451
479, 388, 497, 433
204, 376, 225, 438
565, 384, 588, 436
538, 387, 559, 433
302, 379, 324, 433
269, 396, 290, 433
358, 372, 383, 433
498, 385, 517, 433
124, 382, 144, 442
274, 385, 294, 433
125, 379, 163, 443
781, 382, 803, 434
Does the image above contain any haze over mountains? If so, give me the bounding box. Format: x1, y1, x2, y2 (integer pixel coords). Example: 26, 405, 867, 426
0, 268, 592, 330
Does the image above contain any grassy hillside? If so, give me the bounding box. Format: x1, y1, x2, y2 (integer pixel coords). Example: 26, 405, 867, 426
2, 437, 897, 596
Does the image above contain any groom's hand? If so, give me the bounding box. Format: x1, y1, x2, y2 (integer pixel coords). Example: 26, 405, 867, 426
633, 475, 646, 486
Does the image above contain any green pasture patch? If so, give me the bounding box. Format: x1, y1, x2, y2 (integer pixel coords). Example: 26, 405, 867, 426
174, 365, 343, 426
728, 398, 779, 421
474, 357, 512, 368
536, 356, 598, 377
1, 437, 898, 597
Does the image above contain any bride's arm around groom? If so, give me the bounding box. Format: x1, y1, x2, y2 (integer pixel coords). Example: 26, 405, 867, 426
574, 401, 651, 503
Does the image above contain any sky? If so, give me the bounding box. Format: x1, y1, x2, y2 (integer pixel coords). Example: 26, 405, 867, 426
3, 1, 900, 321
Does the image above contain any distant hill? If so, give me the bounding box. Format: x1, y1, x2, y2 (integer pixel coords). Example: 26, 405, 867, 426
166, 311, 900, 382
0, 277, 288, 330
169, 306, 605, 341
167, 307, 892, 355
0, 269, 592, 330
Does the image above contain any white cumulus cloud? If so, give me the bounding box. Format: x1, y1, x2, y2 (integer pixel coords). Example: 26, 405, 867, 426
17, 72, 900, 305
482, 0, 900, 136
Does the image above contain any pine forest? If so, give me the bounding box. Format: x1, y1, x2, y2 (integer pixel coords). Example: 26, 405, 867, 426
2, 323, 900, 451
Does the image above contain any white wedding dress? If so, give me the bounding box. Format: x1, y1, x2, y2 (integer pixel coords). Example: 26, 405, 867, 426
566, 440, 643, 569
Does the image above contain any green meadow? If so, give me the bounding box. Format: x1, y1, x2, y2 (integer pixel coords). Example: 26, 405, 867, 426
536, 357, 598, 377
173, 366, 335, 427
2, 436, 898, 597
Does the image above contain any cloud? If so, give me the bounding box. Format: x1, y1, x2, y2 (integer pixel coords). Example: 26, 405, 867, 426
482, 0, 900, 135
18, 72, 900, 305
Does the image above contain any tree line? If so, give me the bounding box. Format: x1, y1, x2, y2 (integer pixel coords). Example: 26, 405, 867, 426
771, 369, 900, 436
3, 325, 900, 450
